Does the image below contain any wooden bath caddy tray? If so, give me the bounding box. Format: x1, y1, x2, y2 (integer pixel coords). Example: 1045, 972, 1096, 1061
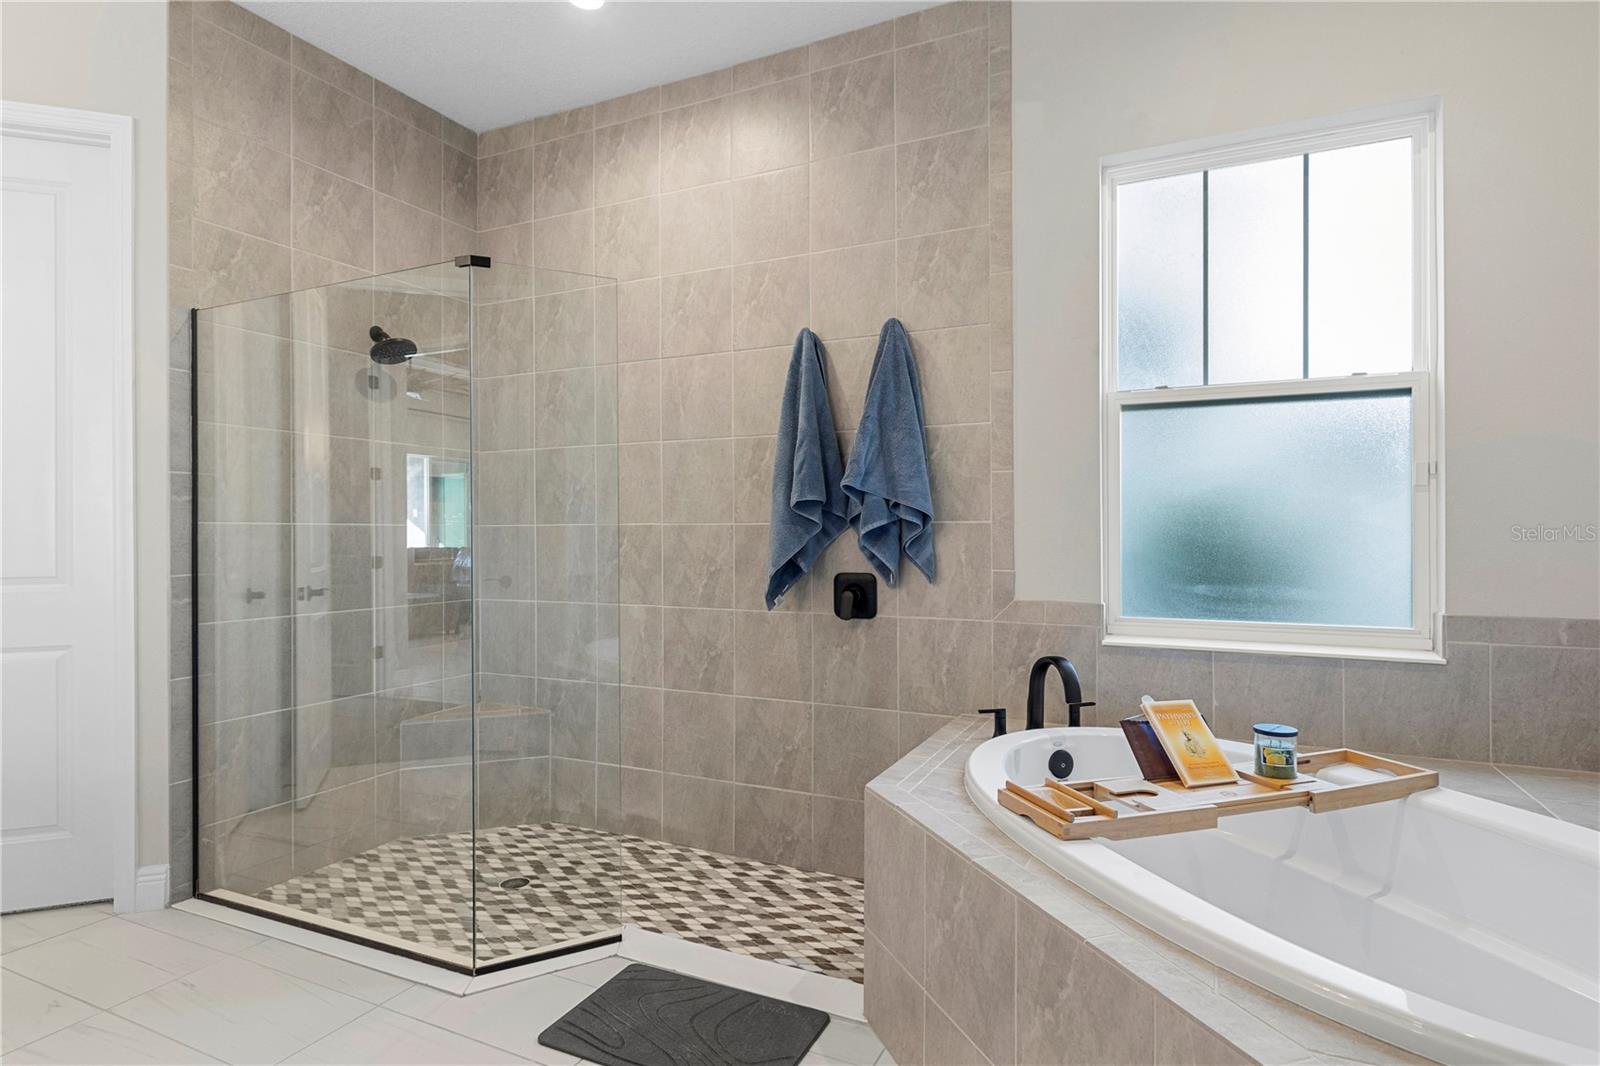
998, 749, 1438, 841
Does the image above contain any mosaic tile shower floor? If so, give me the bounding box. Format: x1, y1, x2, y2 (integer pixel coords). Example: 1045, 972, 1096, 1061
257, 822, 864, 981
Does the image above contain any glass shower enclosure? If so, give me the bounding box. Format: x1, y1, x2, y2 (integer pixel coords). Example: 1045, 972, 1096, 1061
192, 257, 621, 972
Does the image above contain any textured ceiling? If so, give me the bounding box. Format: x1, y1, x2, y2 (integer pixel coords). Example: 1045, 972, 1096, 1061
240, 1, 939, 132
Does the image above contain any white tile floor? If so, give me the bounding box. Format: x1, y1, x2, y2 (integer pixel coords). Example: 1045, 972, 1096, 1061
0, 904, 892, 1065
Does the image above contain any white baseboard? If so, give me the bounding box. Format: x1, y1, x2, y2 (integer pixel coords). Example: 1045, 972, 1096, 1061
126, 865, 169, 912
619, 925, 865, 1021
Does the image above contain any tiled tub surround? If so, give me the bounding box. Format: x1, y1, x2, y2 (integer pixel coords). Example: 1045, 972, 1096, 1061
466, 0, 1021, 881
862, 717, 1600, 1066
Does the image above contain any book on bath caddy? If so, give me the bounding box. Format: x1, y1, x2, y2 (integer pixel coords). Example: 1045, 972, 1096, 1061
1137, 696, 1238, 788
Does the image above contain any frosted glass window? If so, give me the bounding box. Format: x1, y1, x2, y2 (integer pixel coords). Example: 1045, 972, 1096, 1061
1308, 138, 1413, 376
1121, 392, 1412, 627
1207, 156, 1304, 383
1117, 173, 1203, 390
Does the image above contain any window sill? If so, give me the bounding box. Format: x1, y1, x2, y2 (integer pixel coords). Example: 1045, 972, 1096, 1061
1101, 633, 1446, 665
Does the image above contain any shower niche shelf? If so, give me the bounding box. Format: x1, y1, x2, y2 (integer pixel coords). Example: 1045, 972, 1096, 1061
998, 749, 1439, 841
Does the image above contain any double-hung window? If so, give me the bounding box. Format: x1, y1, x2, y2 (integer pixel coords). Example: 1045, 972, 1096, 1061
1101, 103, 1441, 660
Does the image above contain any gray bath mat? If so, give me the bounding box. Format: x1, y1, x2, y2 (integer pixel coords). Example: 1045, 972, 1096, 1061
538, 963, 830, 1066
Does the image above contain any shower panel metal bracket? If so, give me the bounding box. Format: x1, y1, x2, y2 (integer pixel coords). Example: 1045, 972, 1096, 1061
454, 254, 491, 269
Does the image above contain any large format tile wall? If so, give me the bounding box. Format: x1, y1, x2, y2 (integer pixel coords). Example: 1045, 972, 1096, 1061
468, 2, 1020, 878
167, 0, 480, 901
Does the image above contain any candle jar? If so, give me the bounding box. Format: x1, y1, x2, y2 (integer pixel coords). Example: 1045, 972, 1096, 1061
1253, 723, 1299, 780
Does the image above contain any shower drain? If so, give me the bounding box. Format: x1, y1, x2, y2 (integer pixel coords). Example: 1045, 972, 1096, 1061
499, 876, 530, 890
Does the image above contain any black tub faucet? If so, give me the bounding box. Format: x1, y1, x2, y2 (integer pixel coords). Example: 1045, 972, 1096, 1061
1027, 656, 1095, 730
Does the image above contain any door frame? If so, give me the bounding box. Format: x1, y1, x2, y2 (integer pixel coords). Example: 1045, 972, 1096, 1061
1, 100, 141, 911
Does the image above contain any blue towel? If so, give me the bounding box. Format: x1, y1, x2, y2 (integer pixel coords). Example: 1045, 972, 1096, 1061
842, 319, 935, 585
765, 328, 850, 609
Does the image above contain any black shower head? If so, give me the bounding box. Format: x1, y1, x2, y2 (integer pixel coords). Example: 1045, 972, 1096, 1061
369, 325, 417, 364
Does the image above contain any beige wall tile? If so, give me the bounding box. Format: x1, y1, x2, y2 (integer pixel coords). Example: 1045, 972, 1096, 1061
1017, 901, 1152, 1066
533, 446, 598, 523
661, 438, 733, 523
810, 147, 895, 253
926, 423, 991, 522
734, 697, 812, 791
989, 70, 1012, 175
898, 226, 989, 330
595, 198, 660, 283
617, 279, 662, 362
617, 360, 662, 443
662, 689, 735, 778
478, 120, 534, 159
732, 167, 809, 264
477, 147, 533, 229
662, 525, 735, 609
374, 81, 441, 138
291, 68, 372, 186
619, 524, 664, 607
619, 604, 663, 686
1345, 644, 1491, 762
475, 298, 535, 376
814, 704, 899, 799
865, 933, 924, 1066
812, 795, 865, 878
864, 793, 925, 978
1214, 653, 1343, 748
898, 617, 992, 714
924, 999, 986, 1066
662, 773, 734, 852
529, 291, 593, 373
733, 257, 809, 351
535, 105, 593, 144
373, 195, 442, 274
595, 87, 660, 130
290, 161, 373, 270
443, 148, 477, 231
1491, 645, 1599, 770
661, 68, 733, 112
193, 120, 291, 244
660, 184, 732, 275
730, 46, 809, 92
1097, 644, 1212, 725
193, 18, 290, 150
534, 131, 594, 219
661, 269, 732, 357
533, 367, 597, 448
660, 97, 731, 192
734, 609, 811, 701
662, 607, 735, 694
911, 326, 990, 425
810, 53, 895, 161
896, 127, 988, 237
375, 110, 442, 214
896, 522, 991, 620
992, 621, 1097, 724
617, 444, 662, 524
731, 346, 790, 437
894, 2, 986, 47
533, 210, 595, 275
660, 352, 733, 440
810, 242, 895, 341
620, 685, 663, 768
924, 839, 1016, 1065
594, 114, 660, 206
813, 617, 898, 710
734, 784, 813, 867
733, 435, 777, 525
731, 77, 810, 178
894, 28, 988, 143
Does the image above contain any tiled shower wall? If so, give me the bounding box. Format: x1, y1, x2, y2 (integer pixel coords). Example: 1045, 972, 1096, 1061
468, 2, 1021, 878
167, 0, 479, 900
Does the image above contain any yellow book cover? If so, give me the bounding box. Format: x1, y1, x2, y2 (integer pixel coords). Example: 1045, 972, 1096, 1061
1140, 698, 1238, 788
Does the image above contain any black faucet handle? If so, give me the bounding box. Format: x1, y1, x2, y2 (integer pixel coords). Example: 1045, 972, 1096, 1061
977, 707, 1007, 736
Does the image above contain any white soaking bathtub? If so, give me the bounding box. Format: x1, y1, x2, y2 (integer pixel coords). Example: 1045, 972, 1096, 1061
965, 727, 1599, 1065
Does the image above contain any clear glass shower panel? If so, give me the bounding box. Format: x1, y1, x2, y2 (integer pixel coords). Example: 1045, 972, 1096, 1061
471, 264, 621, 969
196, 261, 479, 968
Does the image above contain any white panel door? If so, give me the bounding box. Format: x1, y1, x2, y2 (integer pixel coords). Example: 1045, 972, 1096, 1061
1, 115, 122, 910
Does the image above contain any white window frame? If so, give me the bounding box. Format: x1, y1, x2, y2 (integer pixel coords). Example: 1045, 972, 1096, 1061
1099, 100, 1444, 663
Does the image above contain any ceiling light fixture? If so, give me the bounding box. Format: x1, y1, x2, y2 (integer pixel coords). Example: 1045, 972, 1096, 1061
570, 0, 604, 9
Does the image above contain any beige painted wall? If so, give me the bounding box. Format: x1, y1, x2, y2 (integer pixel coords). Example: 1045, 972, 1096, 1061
1012, 2, 1600, 619
1, 0, 172, 869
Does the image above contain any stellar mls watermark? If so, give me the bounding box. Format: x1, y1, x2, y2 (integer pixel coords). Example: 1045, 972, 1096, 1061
1510, 523, 1598, 543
